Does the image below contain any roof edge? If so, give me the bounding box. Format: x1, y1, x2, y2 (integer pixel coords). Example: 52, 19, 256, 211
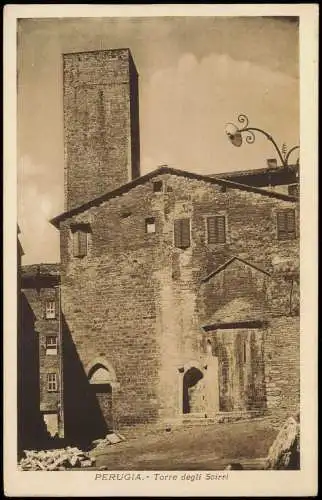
201, 256, 271, 284
50, 166, 298, 228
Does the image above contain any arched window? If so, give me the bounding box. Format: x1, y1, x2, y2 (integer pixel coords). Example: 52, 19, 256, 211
88, 364, 113, 384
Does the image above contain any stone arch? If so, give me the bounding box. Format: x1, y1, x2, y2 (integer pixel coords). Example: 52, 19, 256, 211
182, 359, 205, 374
177, 361, 206, 415
183, 366, 204, 414
86, 357, 117, 387
85, 358, 118, 431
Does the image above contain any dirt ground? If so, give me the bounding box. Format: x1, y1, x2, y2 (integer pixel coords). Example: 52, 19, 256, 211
89, 419, 278, 470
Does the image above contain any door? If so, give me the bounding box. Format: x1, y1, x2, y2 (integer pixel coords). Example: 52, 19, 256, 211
93, 383, 113, 428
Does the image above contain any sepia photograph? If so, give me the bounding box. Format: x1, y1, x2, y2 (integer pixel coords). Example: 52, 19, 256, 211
4, 4, 318, 497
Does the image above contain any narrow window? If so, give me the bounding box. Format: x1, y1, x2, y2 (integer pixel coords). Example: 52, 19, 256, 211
243, 341, 247, 363
153, 181, 163, 193
174, 218, 191, 249
145, 217, 156, 234
207, 216, 226, 244
277, 209, 296, 240
45, 300, 56, 319
72, 226, 90, 257
47, 373, 58, 392
46, 336, 58, 356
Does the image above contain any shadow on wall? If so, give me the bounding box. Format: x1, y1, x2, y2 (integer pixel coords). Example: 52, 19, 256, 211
183, 367, 204, 414
18, 293, 51, 456
62, 315, 109, 448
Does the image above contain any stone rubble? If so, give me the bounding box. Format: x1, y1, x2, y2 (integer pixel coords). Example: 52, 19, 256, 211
92, 432, 125, 450
19, 446, 96, 471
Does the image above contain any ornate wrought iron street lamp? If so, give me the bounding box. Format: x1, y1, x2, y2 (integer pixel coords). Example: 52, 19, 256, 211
225, 114, 300, 167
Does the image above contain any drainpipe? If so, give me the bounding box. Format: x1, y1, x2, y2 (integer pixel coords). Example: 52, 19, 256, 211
57, 283, 64, 439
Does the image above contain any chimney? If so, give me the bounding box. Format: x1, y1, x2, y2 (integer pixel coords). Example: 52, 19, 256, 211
266, 158, 278, 169
63, 48, 140, 211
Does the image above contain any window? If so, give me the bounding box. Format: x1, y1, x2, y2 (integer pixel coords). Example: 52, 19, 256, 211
153, 181, 163, 193
72, 227, 89, 257
46, 336, 58, 356
45, 301, 56, 319
207, 216, 226, 244
174, 218, 191, 249
47, 373, 58, 392
145, 217, 156, 234
277, 209, 296, 240
288, 184, 299, 197
243, 341, 247, 363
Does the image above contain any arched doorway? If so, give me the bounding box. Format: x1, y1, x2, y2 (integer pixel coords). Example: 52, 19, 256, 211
183, 367, 204, 414
88, 362, 115, 429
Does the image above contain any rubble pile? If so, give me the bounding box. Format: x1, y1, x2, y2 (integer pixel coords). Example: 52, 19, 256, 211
19, 446, 96, 471
92, 432, 125, 450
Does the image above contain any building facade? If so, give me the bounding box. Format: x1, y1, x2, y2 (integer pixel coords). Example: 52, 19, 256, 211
52, 166, 299, 443
20, 264, 64, 441
19, 48, 300, 448
49, 48, 300, 444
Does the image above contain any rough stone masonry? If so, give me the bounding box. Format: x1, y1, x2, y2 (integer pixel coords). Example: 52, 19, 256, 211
21, 48, 300, 447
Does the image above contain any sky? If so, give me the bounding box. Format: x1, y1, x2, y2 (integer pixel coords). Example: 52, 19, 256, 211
17, 16, 299, 264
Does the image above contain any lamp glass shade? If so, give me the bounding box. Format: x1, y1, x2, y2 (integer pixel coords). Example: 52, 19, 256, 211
229, 131, 242, 147
225, 123, 243, 147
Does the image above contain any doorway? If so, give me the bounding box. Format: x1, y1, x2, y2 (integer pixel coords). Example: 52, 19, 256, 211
88, 364, 114, 429
182, 367, 204, 414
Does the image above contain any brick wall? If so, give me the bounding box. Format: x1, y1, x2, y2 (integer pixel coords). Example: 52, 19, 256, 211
264, 316, 300, 412
58, 172, 299, 431
63, 49, 140, 211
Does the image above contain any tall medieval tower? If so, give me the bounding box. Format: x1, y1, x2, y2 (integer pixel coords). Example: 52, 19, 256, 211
63, 48, 140, 210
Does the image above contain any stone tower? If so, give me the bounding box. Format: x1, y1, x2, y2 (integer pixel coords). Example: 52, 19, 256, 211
63, 48, 140, 210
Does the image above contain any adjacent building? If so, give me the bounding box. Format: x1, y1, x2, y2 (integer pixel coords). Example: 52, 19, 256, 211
20, 264, 64, 442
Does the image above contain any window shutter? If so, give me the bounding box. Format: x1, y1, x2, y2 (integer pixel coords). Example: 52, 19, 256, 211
73, 231, 80, 257
207, 216, 226, 243
287, 210, 295, 232
207, 217, 216, 244
78, 231, 88, 257
180, 219, 190, 248
174, 219, 190, 248
277, 209, 296, 239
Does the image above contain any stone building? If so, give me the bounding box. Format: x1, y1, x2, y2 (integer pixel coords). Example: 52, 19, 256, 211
213, 162, 299, 197
46, 48, 300, 444
20, 264, 64, 442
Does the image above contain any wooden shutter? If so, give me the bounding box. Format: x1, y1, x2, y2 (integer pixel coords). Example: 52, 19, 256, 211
73, 230, 88, 257
286, 210, 295, 232
207, 216, 226, 243
277, 209, 295, 239
78, 231, 88, 257
73, 231, 80, 257
174, 218, 190, 248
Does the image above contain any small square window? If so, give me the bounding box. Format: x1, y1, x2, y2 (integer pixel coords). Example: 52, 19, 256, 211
47, 373, 58, 392
46, 336, 58, 355
45, 301, 56, 319
145, 217, 156, 234
153, 181, 163, 193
